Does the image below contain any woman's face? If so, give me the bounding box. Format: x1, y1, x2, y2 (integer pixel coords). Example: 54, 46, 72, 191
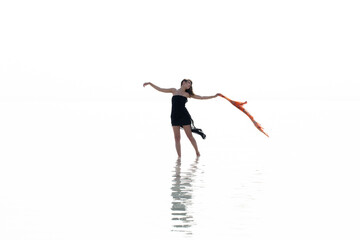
184, 80, 192, 89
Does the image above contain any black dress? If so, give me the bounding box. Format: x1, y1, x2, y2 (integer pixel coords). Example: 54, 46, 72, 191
171, 95, 206, 139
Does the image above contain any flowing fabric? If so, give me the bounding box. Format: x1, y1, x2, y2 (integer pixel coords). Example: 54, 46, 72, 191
189, 118, 206, 139
219, 94, 269, 137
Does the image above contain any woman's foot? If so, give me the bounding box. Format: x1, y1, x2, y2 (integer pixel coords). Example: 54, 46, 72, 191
196, 152, 200, 159
177, 156, 181, 160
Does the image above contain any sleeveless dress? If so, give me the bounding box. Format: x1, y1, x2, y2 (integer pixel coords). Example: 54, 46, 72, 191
171, 95, 206, 139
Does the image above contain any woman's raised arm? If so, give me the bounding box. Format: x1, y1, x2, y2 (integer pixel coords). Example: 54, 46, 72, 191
143, 82, 175, 93
191, 93, 221, 100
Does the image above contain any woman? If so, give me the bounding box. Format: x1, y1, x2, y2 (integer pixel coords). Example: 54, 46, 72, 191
143, 79, 221, 160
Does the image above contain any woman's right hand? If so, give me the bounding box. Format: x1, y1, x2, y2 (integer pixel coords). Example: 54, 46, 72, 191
143, 82, 151, 87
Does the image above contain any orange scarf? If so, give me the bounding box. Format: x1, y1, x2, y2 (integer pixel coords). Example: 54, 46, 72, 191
219, 94, 269, 137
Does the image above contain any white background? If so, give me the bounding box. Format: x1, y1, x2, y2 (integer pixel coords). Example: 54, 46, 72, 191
1, 0, 359, 239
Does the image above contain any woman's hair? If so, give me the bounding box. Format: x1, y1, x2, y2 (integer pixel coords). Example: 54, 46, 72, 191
181, 79, 195, 97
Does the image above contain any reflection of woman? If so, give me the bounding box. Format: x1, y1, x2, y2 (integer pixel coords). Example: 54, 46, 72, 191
170, 158, 200, 235
143, 79, 221, 160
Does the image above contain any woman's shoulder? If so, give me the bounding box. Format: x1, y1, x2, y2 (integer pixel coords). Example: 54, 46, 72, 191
173, 90, 190, 98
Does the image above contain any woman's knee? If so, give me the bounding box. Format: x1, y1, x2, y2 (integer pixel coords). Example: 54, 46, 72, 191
186, 134, 195, 141
174, 135, 181, 142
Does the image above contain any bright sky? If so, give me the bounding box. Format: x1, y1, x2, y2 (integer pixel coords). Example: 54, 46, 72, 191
1, 0, 359, 101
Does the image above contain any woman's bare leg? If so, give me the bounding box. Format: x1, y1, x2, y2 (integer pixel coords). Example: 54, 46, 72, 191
183, 125, 200, 158
172, 126, 181, 159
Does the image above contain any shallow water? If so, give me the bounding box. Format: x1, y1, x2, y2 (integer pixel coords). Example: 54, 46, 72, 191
169, 155, 263, 239
0, 99, 359, 239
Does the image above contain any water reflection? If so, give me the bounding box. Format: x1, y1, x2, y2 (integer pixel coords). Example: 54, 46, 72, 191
171, 158, 202, 236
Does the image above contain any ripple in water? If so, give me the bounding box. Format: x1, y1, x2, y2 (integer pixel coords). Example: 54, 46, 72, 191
170, 158, 202, 237
169, 156, 263, 238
